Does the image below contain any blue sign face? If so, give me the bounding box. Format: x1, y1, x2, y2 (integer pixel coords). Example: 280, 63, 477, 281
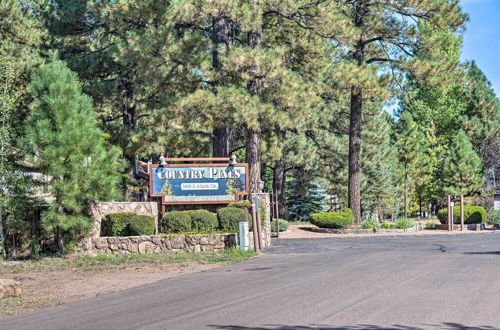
150, 165, 248, 204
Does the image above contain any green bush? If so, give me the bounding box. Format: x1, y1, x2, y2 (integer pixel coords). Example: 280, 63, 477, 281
361, 218, 380, 230
186, 210, 218, 232
122, 215, 156, 236
340, 208, 353, 215
271, 219, 289, 232
437, 205, 487, 224
103, 212, 155, 236
395, 218, 414, 229
162, 211, 192, 233
488, 210, 500, 224
103, 212, 136, 236
425, 222, 436, 229
381, 222, 395, 229
217, 207, 245, 232
228, 201, 251, 208
310, 212, 353, 229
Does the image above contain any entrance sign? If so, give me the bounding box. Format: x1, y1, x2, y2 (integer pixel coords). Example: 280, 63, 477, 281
149, 163, 249, 204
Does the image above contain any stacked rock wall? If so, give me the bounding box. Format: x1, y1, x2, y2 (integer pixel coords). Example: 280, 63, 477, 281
88, 201, 159, 237
250, 193, 272, 248
83, 193, 272, 254
81, 234, 237, 254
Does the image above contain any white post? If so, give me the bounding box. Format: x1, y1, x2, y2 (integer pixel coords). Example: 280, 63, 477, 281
239, 222, 249, 251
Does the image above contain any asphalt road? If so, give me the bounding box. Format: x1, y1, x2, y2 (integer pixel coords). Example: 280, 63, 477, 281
2, 233, 500, 330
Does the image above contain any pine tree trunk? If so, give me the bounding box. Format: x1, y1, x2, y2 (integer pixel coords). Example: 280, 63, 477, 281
120, 75, 136, 130
212, 126, 229, 157
246, 126, 262, 194
56, 205, 65, 254
0, 212, 7, 259
348, 86, 363, 224
246, 27, 263, 195
404, 164, 408, 218
348, 0, 368, 224
55, 228, 64, 254
273, 158, 286, 218
120, 74, 137, 186
211, 16, 233, 158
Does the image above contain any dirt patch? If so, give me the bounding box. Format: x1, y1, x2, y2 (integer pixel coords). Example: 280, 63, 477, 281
280, 224, 498, 239
0, 262, 219, 317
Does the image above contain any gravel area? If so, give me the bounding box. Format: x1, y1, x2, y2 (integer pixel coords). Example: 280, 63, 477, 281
279, 224, 498, 239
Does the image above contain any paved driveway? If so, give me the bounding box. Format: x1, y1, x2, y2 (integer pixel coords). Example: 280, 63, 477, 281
2, 233, 500, 329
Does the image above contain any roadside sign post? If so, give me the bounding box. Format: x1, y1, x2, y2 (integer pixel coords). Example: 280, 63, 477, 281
253, 196, 263, 251
448, 195, 453, 231
274, 190, 280, 238
460, 195, 464, 231
238, 221, 249, 251
251, 198, 260, 252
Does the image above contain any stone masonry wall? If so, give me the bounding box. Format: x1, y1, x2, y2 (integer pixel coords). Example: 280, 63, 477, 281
83, 193, 271, 254
88, 201, 159, 238
80, 234, 237, 254
250, 193, 272, 248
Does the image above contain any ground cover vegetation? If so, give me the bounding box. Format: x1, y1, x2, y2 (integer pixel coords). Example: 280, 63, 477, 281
436, 205, 487, 224
1, 0, 499, 258
102, 212, 156, 236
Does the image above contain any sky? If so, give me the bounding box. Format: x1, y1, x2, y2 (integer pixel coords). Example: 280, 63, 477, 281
461, 0, 500, 96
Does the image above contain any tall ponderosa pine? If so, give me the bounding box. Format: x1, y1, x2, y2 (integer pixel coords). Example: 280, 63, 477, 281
332, 0, 466, 223
463, 61, 500, 190
167, 1, 337, 194
443, 130, 483, 195
24, 58, 122, 253
0, 0, 45, 258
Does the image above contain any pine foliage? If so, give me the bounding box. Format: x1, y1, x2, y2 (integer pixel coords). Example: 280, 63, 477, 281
286, 170, 326, 222
443, 130, 483, 195
24, 58, 122, 253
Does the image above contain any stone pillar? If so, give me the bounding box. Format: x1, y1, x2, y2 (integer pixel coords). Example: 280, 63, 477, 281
88, 201, 159, 238
252, 193, 271, 248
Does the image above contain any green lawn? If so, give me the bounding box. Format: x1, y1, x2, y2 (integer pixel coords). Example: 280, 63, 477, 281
0, 249, 258, 274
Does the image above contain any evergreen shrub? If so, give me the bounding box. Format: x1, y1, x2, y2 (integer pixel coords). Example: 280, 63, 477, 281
217, 207, 244, 232
162, 211, 191, 233
395, 218, 414, 229
381, 222, 395, 229
488, 210, 500, 224
340, 208, 353, 215
271, 219, 289, 232
103, 213, 155, 236
361, 218, 380, 229
122, 215, 156, 236
437, 205, 486, 224
309, 212, 353, 229
425, 222, 436, 229
228, 201, 251, 208
186, 210, 218, 231
103, 212, 136, 236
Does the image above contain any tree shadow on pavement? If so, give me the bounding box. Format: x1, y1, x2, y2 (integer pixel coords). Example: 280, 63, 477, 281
463, 251, 500, 255
209, 323, 497, 330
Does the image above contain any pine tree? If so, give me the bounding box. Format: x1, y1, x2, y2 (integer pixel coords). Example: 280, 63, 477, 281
285, 170, 326, 222
0, 0, 45, 258
396, 112, 428, 217
362, 111, 399, 220
443, 130, 483, 195
462, 61, 500, 190
331, 1, 466, 223
24, 58, 122, 253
